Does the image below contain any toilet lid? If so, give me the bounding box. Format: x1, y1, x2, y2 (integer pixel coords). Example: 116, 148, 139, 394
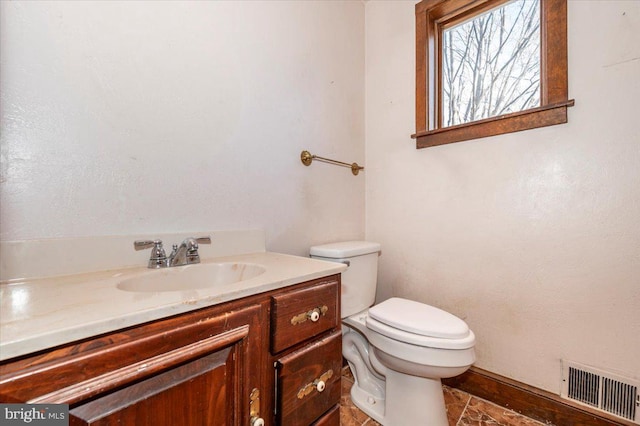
366, 315, 475, 350
367, 297, 470, 339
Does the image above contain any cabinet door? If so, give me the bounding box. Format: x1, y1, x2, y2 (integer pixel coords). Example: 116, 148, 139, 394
1, 303, 266, 426
69, 337, 238, 425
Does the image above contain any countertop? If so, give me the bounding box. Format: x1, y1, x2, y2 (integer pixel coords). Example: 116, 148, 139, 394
0, 251, 346, 361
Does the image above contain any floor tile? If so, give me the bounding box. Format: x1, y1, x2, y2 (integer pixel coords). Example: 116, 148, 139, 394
443, 385, 471, 426
341, 367, 547, 426
457, 397, 546, 426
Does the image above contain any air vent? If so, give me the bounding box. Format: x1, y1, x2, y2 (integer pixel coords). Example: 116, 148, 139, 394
562, 360, 639, 424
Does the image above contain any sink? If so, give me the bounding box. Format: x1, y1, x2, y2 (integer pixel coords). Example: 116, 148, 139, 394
116, 262, 266, 292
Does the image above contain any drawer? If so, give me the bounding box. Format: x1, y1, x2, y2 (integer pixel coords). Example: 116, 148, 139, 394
276, 330, 342, 426
311, 404, 340, 426
271, 278, 340, 354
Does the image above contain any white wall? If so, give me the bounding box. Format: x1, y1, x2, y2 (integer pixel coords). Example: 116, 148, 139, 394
0, 0, 365, 255
365, 0, 640, 393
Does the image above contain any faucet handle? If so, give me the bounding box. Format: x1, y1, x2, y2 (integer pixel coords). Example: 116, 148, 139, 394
133, 239, 168, 268
134, 239, 162, 250
187, 236, 211, 252
195, 236, 212, 245
182, 236, 211, 265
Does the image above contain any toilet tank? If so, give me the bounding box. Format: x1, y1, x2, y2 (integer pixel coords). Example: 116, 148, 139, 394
309, 241, 381, 318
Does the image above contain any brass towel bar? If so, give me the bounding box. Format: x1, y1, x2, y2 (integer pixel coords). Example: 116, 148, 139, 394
300, 150, 364, 176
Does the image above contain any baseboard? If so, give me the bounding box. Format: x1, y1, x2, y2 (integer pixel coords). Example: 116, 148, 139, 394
442, 367, 635, 426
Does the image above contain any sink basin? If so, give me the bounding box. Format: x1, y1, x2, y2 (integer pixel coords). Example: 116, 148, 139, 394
117, 262, 266, 292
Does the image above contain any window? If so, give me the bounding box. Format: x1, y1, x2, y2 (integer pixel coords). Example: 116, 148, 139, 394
412, 0, 574, 148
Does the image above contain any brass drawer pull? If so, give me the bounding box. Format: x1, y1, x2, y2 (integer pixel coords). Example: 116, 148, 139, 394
250, 388, 264, 426
290, 305, 329, 325
297, 369, 334, 399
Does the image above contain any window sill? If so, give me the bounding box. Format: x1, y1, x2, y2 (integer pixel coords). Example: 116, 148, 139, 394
412, 99, 575, 149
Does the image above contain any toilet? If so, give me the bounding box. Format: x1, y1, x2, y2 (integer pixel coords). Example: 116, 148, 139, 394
310, 241, 475, 426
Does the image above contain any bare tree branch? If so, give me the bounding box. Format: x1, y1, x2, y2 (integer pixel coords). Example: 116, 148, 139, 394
442, 0, 541, 126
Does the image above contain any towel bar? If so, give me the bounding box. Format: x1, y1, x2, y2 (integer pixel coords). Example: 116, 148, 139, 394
300, 150, 364, 176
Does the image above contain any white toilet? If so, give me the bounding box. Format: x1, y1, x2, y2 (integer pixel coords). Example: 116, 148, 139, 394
310, 241, 476, 426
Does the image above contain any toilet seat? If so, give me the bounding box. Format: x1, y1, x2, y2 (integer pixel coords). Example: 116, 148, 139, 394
366, 298, 475, 350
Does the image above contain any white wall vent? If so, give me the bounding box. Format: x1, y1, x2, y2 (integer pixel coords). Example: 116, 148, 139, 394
561, 360, 639, 424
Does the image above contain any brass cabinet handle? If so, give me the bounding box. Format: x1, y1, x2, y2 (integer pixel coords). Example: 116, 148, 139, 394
296, 369, 334, 399
249, 388, 264, 426
290, 305, 329, 325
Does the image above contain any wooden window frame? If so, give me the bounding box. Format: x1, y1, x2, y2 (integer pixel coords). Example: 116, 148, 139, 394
412, 0, 574, 149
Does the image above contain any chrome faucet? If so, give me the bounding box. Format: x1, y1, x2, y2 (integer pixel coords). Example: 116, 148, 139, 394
134, 236, 211, 268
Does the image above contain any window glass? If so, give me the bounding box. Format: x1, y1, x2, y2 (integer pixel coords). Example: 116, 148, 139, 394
442, 0, 541, 127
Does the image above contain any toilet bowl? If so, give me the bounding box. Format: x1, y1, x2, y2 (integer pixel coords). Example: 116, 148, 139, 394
310, 242, 476, 426
342, 299, 475, 425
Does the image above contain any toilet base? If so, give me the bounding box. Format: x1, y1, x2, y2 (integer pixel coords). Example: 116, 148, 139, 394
350, 370, 449, 426
350, 379, 385, 424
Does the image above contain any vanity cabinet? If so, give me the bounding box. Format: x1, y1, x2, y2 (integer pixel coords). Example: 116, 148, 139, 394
0, 274, 341, 426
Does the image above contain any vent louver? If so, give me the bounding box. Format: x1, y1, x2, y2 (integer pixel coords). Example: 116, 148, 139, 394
562, 360, 639, 424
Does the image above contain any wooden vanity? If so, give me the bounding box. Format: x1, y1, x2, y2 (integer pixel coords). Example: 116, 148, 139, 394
0, 274, 342, 426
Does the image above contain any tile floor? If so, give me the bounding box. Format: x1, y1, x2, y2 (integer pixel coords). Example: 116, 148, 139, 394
340, 367, 548, 426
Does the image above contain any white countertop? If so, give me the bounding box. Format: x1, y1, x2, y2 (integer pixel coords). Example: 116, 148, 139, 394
0, 251, 346, 361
